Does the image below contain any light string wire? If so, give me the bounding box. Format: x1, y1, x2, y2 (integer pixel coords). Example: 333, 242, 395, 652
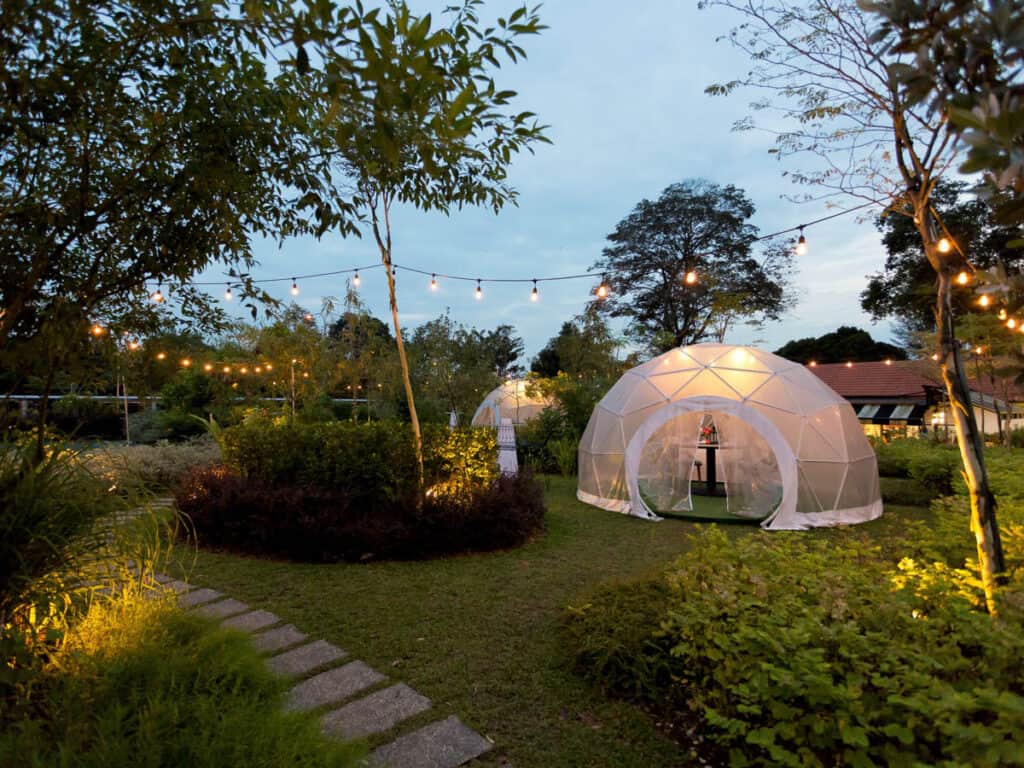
173, 201, 879, 291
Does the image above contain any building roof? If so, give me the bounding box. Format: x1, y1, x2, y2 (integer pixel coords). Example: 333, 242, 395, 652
806, 361, 939, 401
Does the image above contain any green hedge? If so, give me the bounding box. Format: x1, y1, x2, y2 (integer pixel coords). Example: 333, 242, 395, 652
565, 523, 1024, 766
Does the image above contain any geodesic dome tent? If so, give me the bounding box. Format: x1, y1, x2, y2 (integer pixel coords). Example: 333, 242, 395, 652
470, 380, 554, 427
576, 343, 883, 530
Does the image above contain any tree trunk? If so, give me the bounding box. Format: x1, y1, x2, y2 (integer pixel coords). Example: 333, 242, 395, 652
934, 266, 1005, 614
369, 198, 424, 489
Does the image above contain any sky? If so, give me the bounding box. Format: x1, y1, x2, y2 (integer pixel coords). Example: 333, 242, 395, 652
202, 0, 898, 362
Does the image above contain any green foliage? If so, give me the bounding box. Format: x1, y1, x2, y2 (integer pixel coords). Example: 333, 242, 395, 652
516, 407, 573, 473
219, 419, 498, 502
590, 179, 793, 353
0, 598, 362, 767
83, 438, 222, 493
566, 525, 1024, 766
531, 311, 625, 379
773, 325, 906, 364
549, 438, 578, 477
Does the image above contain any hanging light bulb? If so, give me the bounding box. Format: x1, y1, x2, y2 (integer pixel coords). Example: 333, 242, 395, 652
884, 359, 892, 366
265, 363, 273, 371
979, 294, 991, 308
845, 361, 853, 368
998, 308, 1008, 320
181, 358, 191, 368
430, 273, 438, 291
795, 226, 808, 256
974, 346, 984, 355
353, 271, 360, 287
1008, 318, 1018, 330
596, 282, 609, 299
127, 340, 139, 351
224, 283, 233, 301
90, 324, 105, 337
150, 284, 164, 303
808, 360, 817, 367
203, 363, 213, 372
955, 271, 970, 285
937, 237, 952, 254
156, 352, 167, 361
222, 365, 231, 374
531, 279, 539, 302
931, 353, 940, 361
475, 279, 483, 300
291, 278, 299, 296
303, 312, 314, 323
684, 270, 698, 286
240, 366, 248, 374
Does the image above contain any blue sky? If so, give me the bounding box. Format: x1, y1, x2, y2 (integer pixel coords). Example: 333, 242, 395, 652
205, 0, 897, 362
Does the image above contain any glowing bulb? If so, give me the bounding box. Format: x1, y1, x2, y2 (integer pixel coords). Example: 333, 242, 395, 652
181, 358, 191, 368
156, 352, 167, 361
795, 227, 808, 256
265, 363, 272, 371
203, 363, 213, 372
302, 372, 309, 379
222, 366, 231, 374
430, 274, 438, 291
937, 237, 952, 254
884, 359, 892, 366
240, 366, 248, 374
254, 366, 262, 373
475, 280, 483, 300
353, 271, 360, 287
304, 312, 314, 322
596, 283, 609, 299
684, 270, 698, 285
150, 287, 164, 304
845, 361, 853, 368
979, 294, 991, 308
956, 271, 970, 285
90, 324, 105, 336
530, 280, 539, 302
127, 341, 139, 351
975, 346, 983, 355
291, 278, 299, 296
1008, 318, 1018, 329
224, 284, 233, 301
931, 353, 940, 361
998, 309, 1007, 320
808, 360, 817, 367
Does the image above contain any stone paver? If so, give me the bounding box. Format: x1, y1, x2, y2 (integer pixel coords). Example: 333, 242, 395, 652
286, 660, 386, 713
194, 598, 250, 619
178, 588, 223, 608
371, 716, 492, 768
164, 579, 191, 594
152, 573, 174, 584
322, 682, 431, 740
221, 609, 280, 634
267, 640, 347, 679
251, 624, 308, 654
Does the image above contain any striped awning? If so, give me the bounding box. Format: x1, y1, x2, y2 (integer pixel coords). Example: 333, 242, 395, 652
855, 403, 927, 424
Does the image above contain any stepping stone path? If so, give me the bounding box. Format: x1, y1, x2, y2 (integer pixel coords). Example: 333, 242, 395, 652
149, 569, 493, 767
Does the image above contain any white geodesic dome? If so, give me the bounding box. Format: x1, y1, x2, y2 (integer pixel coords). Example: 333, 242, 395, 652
577, 343, 883, 530
470, 380, 554, 427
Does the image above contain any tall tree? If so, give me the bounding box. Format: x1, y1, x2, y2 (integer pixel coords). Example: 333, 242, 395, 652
590, 179, 793, 354
706, 0, 1006, 611
330, 0, 548, 484
531, 310, 624, 379
861, 180, 1024, 339
774, 326, 907, 364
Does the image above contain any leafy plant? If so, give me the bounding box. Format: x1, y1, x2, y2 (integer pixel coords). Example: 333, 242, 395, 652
549, 437, 578, 477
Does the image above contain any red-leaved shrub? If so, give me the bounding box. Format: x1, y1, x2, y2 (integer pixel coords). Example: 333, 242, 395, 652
174, 465, 545, 562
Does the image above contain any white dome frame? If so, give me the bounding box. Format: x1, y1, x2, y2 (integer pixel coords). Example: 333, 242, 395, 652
471, 379, 553, 427
576, 343, 883, 530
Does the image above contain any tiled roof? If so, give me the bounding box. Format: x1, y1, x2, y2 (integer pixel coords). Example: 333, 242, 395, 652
806, 361, 939, 399
967, 374, 1024, 403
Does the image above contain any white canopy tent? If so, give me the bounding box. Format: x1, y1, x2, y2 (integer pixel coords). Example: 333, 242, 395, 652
576, 344, 883, 530
471, 380, 553, 427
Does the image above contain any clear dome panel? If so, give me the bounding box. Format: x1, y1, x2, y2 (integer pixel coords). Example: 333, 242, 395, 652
715, 411, 783, 519
635, 411, 703, 513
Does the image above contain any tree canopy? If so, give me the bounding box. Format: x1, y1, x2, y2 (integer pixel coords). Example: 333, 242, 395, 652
589, 179, 792, 354
774, 326, 907, 364
531, 310, 623, 379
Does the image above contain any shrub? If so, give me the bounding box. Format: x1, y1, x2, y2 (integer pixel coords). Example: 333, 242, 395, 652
907, 449, 959, 496
174, 465, 544, 562
83, 437, 221, 492
0, 597, 362, 767
516, 407, 572, 473
49, 395, 124, 439
565, 527, 1024, 767
879, 476, 935, 506
549, 436, 578, 476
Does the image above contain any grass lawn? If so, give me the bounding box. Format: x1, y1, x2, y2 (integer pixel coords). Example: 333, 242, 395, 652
173, 475, 929, 767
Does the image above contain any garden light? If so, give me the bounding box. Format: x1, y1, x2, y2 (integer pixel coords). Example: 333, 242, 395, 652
291, 278, 299, 296
156, 352, 167, 360
127, 340, 139, 350
223, 366, 231, 373
181, 358, 191, 368
956, 271, 970, 285
203, 363, 213, 372
596, 283, 609, 299
1008, 318, 1018, 330
531, 280, 539, 302
937, 237, 952, 254
90, 324, 105, 336
430, 273, 438, 291
999, 309, 1008, 320
684, 270, 698, 285
353, 271, 360, 287
884, 359, 892, 365
795, 226, 808, 256
808, 360, 817, 367
475, 279, 483, 300
150, 285, 164, 303
224, 284, 233, 301
845, 361, 853, 368
979, 294, 991, 308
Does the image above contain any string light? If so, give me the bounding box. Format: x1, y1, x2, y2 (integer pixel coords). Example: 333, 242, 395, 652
303, 312, 314, 323
430, 273, 438, 291
127, 340, 139, 351
684, 271, 698, 286
203, 363, 213, 372
974, 346, 984, 355
240, 366, 248, 374
150, 284, 164, 304
979, 294, 992, 308
795, 226, 808, 256
224, 284, 233, 301
531, 279, 539, 302
290, 278, 299, 296
937, 237, 952, 254
1008, 318, 1018, 330
955, 271, 970, 285
998, 308, 1008, 320
254, 366, 262, 373
884, 359, 892, 366
90, 324, 105, 337
931, 353, 940, 361
475, 279, 483, 300
156, 352, 167, 360
596, 282, 609, 299
353, 271, 360, 287
265, 363, 273, 371
845, 361, 853, 368
808, 360, 817, 367
181, 358, 191, 368
222, 365, 231, 374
